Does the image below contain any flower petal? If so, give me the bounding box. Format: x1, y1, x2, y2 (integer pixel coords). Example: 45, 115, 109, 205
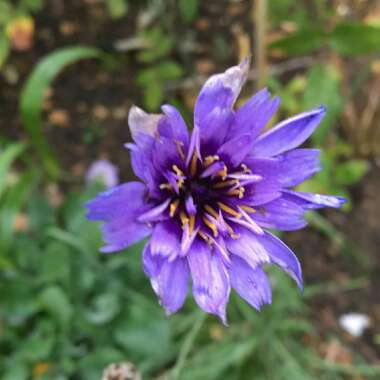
245, 156, 280, 178
244, 178, 282, 206
226, 228, 270, 269
195, 58, 249, 127
146, 253, 189, 314
187, 241, 230, 324
199, 107, 233, 154
217, 134, 254, 167
283, 190, 346, 209
159, 257, 189, 314
275, 149, 321, 187
254, 232, 303, 290
152, 136, 182, 174
229, 255, 272, 311
150, 220, 181, 259
85, 182, 151, 252
142, 242, 163, 277
158, 105, 189, 146
128, 105, 161, 141
252, 197, 307, 231
137, 199, 171, 223
252, 106, 326, 157
186, 126, 201, 166
125, 140, 159, 196
229, 89, 280, 140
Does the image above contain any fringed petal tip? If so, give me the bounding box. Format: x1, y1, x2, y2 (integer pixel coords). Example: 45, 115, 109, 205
218, 310, 229, 327
239, 55, 251, 73
128, 105, 162, 140
334, 196, 348, 208
99, 244, 123, 254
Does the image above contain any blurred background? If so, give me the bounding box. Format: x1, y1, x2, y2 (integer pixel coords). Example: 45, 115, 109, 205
1, 0, 380, 379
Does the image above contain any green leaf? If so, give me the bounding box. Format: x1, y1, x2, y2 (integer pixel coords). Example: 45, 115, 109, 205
38, 286, 73, 328
20, 0, 43, 11
2, 364, 29, 380
19, 329, 54, 361
0, 32, 10, 68
179, 0, 199, 23
330, 23, 380, 56
105, 0, 128, 19
19, 46, 103, 177
0, 279, 39, 322
78, 347, 124, 379
38, 242, 71, 283
114, 304, 171, 361
156, 60, 183, 80
268, 28, 326, 55
137, 28, 174, 63
142, 80, 163, 111
303, 63, 342, 145
27, 192, 55, 231
0, 142, 25, 199
269, 23, 380, 57
83, 292, 121, 325
334, 159, 369, 186
0, 2, 12, 26
0, 168, 37, 252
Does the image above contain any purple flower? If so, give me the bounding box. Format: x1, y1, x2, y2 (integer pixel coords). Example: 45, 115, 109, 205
86, 159, 119, 189
86, 59, 345, 323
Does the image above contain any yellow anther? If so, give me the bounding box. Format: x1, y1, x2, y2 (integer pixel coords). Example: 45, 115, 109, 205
189, 214, 195, 235
177, 179, 184, 189
202, 216, 218, 237
160, 183, 173, 191
224, 221, 240, 239
180, 211, 189, 227
204, 155, 220, 167
174, 140, 185, 160
172, 165, 184, 176
241, 163, 252, 173
212, 179, 239, 189
169, 199, 180, 217
215, 165, 228, 179
198, 230, 213, 245
226, 187, 245, 199
217, 202, 242, 218
190, 152, 198, 177
240, 205, 256, 213
204, 204, 219, 219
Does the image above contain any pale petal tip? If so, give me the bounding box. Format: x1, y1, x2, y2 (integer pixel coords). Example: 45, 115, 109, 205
216, 308, 228, 326
239, 56, 251, 71
325, 195, 347, 208
335, 196, 348, 207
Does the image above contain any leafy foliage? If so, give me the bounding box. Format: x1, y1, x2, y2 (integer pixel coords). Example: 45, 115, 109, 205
0, 149, 377, 380
19, 46, 103, 177
105, 0, 129, 19
269, 23, 380, 56
136, 27, 183, 110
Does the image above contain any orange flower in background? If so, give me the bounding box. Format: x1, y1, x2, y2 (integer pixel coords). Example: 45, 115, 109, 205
32, 362, 50, 378
6, 16, 34, 51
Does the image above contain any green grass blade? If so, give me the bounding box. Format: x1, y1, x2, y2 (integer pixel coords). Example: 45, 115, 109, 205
19, 46, 103, 177
0, 143, 25, 199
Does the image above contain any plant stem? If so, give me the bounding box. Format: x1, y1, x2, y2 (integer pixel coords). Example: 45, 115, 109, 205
170, 311, 207, 380
254, 0, 268, 89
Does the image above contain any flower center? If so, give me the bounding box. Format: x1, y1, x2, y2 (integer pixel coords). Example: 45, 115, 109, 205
159, 151, 258, 244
